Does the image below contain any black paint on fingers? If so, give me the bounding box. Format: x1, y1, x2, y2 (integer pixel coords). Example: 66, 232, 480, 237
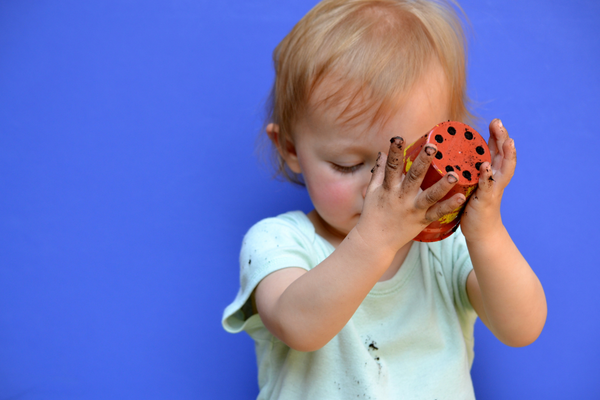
390, 137, 404, 149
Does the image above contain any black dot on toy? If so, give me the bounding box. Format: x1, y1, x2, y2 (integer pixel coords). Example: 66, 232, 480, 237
475, 162, 482, 171
447, 126, 456, 135
445, 165, 454, 172
464, 131, 473, 140
476, 146, 485, 155
435, 151, 443, 160
454, 165, 461, 171
435, 134, 444, 143
462, 171, 472, 181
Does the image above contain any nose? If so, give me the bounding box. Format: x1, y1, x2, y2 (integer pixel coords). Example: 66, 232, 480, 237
361, 177, 368, 199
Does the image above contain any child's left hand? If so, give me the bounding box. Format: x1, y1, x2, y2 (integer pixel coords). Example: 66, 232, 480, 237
460, 119, 516, 241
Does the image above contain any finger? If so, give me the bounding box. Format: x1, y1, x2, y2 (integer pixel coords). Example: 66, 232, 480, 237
499, 138, 516, 180
400, 143, 437, 194
488, 119, 510, 173
382, 137, 404, 190
424, 193, 466, 224
367, 152, 385, 194
487, 120, 499, 160
477, 161, 495, 192
415, 171, 459, 210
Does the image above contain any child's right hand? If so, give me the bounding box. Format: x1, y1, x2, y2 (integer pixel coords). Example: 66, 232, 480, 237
254, 137, 468, 352
355, 137, 466, 252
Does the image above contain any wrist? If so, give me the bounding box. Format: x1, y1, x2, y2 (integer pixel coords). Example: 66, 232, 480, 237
348, 224, 400, 267
464, 220, 507, 247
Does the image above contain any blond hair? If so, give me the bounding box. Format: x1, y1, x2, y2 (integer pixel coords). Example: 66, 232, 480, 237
263, 0, 474, 185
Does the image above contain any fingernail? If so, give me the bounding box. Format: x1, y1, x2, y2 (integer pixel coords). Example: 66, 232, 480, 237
510, 138, 515, 147
497, 119, 503, 128
457, 196, 465, 204
390, 136, 404, 149
376, 152, 381, 161
425, 145, 436, 156
447, 173, 458, 183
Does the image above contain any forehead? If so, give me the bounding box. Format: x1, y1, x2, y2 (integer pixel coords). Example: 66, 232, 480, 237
299, 60, 451, 145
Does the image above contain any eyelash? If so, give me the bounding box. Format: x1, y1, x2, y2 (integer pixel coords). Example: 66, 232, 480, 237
331, 163, 363, 174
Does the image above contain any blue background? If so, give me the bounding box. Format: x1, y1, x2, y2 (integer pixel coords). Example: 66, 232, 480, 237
1, 1, 598, 399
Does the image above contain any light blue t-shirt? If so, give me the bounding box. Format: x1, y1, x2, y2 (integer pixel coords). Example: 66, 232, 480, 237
223, 211, 478, 399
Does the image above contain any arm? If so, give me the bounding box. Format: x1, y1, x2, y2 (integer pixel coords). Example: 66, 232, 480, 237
462, 119, 547, 347
255, 139, 466, 352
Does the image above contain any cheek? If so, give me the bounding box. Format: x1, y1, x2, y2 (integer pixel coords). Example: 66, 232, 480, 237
307, 174, 358, 214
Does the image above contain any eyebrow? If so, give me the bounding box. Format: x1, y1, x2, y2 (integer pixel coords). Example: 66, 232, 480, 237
318, 141, 370, 159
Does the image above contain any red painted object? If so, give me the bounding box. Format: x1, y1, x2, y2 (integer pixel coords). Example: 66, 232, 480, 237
403, 121, 491, 242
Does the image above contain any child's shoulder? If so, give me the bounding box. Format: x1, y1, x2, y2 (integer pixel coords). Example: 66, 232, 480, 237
244, 210, 315, 243
242, 211, 318, 259
241, 210, 334, 274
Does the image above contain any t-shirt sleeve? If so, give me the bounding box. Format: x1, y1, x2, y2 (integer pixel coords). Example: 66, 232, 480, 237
448, 228, 475, 314
221, 213, 317, 333
441, 227, 478, 366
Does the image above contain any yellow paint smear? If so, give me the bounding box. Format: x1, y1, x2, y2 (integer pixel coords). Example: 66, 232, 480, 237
465, 185, 475, 198
438, 209, 460, 224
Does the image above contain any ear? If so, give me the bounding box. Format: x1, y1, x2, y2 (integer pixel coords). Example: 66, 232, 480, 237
266, 123, 302, 174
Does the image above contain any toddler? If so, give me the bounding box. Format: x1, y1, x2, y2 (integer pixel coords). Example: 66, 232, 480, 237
223, 0, 547, 398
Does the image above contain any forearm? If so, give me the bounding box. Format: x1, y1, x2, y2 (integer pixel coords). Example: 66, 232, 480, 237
259, 227, 398, 352
466, 225, 547, 346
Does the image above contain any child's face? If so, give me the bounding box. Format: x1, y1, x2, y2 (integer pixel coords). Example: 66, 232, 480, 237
289, 62, 451, 242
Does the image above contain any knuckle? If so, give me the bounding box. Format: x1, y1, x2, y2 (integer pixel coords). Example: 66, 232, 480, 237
424, 208, 441, 223
424, 190, 438, 205
427, 209, 445, 224
411, 155, 429, 174
438, 206, 453, 220
386, 156, 400, 171
405, 166, 420, 183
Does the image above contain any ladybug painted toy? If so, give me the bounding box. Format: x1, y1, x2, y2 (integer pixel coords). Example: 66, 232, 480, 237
403, 121, 491, 242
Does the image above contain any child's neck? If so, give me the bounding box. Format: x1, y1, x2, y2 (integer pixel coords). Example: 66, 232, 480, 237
307, 210, 412, 282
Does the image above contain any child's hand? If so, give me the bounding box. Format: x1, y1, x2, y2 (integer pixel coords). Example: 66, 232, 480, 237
356, 137, 466, 252
461, 119, 516, 241
460, 120, 546, 346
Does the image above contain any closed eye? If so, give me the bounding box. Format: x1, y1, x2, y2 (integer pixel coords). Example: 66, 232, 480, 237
331, 163, 363, 174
